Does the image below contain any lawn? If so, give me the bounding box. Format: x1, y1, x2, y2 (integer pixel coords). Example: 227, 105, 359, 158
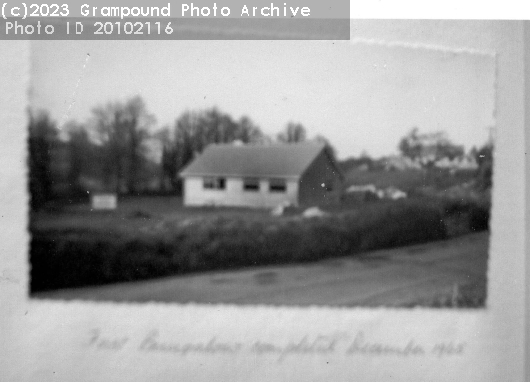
31, 196, 271, 235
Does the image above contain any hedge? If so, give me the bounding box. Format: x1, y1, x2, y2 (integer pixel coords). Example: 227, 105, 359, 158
31, 199, 449, 292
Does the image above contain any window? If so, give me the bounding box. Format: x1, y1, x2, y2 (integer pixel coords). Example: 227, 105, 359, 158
243, 178, 260, 192
203, 177, 226, 190
269, 178, 287, 193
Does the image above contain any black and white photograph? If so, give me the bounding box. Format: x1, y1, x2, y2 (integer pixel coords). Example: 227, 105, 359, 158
28, 37, 495, 307
2, 16, 529, 382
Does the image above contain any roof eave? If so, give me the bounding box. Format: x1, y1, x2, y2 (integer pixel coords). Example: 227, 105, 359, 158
180, 172, 301, 180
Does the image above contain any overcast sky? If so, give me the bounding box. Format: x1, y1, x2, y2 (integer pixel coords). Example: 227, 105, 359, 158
30, 39, 495, 159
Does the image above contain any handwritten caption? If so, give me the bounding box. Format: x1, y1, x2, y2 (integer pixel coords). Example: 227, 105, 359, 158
86, 329, 466, 361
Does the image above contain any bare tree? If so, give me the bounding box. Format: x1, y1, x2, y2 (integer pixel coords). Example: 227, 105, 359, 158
277, 122, 307, 143
398, 127, 464, 166
28, 110, 58, 209
91, 96, 155, 193
236, 116, 263, 144
167, 107, 265, 193
154, 126, 177, 192
64, 121, 90, 194
123, 96, 155, 193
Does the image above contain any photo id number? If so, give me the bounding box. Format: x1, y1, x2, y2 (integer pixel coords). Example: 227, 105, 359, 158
93, 21, 173, 35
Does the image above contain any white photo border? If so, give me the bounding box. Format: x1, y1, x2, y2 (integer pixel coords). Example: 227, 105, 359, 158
0, 20, 527, 382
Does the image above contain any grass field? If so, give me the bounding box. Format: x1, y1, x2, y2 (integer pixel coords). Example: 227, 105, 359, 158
31, 196, 271, 234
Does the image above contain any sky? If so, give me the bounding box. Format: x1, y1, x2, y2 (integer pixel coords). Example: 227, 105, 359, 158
30, 39, 496, 159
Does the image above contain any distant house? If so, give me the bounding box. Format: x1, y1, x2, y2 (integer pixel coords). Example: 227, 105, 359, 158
434, 155, 479, 171
383, 155, 422, 171
345, 184, 407, 201
179, 143, 343, 208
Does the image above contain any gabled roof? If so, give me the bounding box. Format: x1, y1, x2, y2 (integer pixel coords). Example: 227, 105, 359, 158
179, 143, 336, 179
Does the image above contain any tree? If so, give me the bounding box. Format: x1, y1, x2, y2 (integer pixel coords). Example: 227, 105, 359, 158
123, 96, 155, 193
91, 101, 126, 191
154, 126, 177, 192
475, 143, 494, 190
398, 127, 422, 160
191, 108, 264, 146
168, 108, 265, 193
28, 110, 58, 209
277, 122, 307, 143
398, 127, 464, 166
174, 110, 200, 165
236, 115, 263, 144
91, 96, 155, 193
65, 121, 91, 194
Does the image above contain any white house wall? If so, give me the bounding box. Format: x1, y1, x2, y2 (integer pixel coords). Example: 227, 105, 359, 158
183, 177, 299, 208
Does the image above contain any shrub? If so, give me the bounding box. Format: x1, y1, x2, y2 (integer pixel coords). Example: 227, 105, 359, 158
439, 196, 490, 233
469, 203, 490, 232
30, 199, 448, 292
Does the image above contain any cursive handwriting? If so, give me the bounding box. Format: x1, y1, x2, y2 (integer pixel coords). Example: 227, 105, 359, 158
86, 329, 129, 350
84, 329, 466, 359
251, 332, 347, 361
138, 329, 242, 355
346, 331, 425, 356
432, 341, 466, 357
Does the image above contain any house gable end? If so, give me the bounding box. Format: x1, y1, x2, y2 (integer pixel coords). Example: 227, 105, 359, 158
298, 148, 343, 206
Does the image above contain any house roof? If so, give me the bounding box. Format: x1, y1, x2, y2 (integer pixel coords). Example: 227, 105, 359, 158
179, 143, 338, 179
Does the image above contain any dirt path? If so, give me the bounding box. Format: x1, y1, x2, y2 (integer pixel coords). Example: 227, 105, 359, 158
34, 232, 489, 307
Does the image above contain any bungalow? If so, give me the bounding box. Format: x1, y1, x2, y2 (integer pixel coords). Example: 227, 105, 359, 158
179, 142, 343, 208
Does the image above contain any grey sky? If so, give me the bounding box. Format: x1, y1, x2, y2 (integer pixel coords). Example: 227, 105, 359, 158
31, 39, 495, 159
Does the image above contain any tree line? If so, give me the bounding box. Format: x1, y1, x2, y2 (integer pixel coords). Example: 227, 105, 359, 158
28, 95, 493, 210
28, 96, 324, 209
398, 127, 493, 190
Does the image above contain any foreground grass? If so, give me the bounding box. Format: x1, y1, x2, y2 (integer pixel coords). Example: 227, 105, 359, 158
405, 277, 487, 308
